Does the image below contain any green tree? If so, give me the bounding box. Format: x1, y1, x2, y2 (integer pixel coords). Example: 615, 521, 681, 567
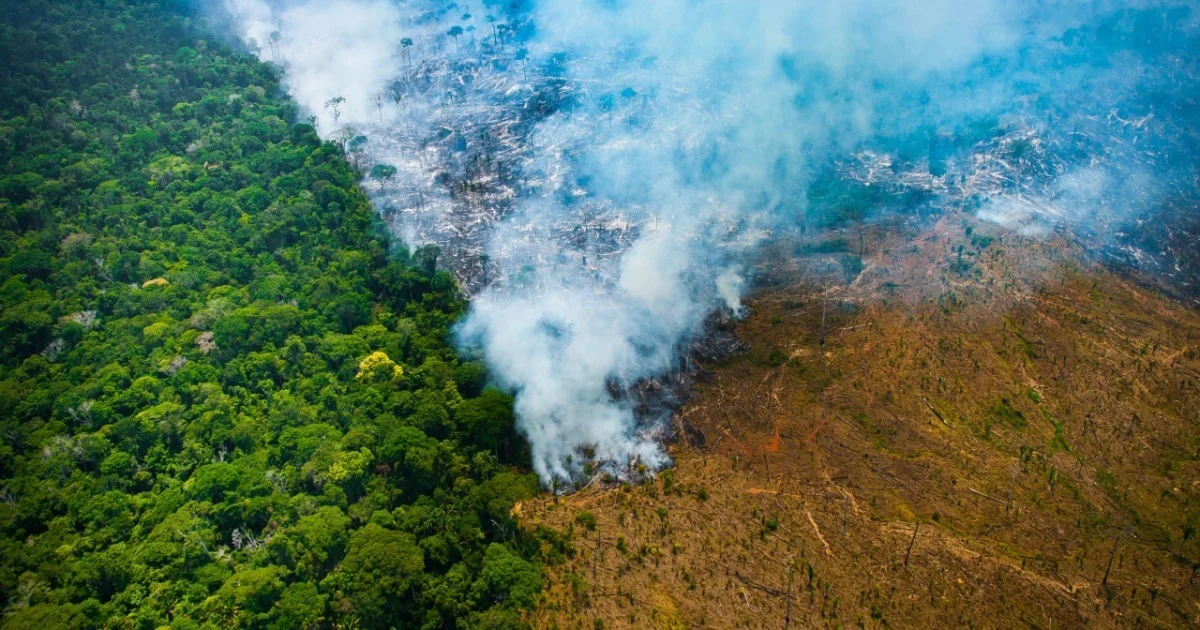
369, 163, 398, 181
331, 524, 425, 627
472, 543, 542, 609
400, 37, 414, 66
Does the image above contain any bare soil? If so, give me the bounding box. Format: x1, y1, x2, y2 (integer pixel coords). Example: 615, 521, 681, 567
522, 214, 1200, 629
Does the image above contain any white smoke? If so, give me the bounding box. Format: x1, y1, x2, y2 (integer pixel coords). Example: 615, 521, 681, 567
215, 0, 1198, 485
457, 0, 1026, 483
222, 0, 403, 130
716, 268, 746, 316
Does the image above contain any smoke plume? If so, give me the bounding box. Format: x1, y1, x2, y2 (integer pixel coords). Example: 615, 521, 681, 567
218, 0, 1200, 484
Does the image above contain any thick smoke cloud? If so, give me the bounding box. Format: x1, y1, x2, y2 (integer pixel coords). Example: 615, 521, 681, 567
218, 0, 1200, 484
457, 0, 1027, 482
223, 0, 404, 128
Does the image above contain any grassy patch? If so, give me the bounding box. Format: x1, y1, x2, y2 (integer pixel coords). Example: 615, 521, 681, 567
575, 511, 598, 531
1044, 411, 1070, 452
854, 412, 892, 451
989, 397, 1027, 429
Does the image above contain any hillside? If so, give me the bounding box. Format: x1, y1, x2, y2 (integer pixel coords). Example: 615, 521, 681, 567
526, 215, 1200, 628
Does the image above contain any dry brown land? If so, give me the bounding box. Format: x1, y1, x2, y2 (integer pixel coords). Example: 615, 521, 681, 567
522, 214, 1200, 629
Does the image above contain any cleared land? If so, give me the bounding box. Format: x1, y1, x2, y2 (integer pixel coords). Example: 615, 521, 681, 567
524, 214, 1200, 628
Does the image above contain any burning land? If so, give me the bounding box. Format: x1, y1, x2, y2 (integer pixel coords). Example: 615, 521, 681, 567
215, 0, 1200, 625
225, 0, 1200, 488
